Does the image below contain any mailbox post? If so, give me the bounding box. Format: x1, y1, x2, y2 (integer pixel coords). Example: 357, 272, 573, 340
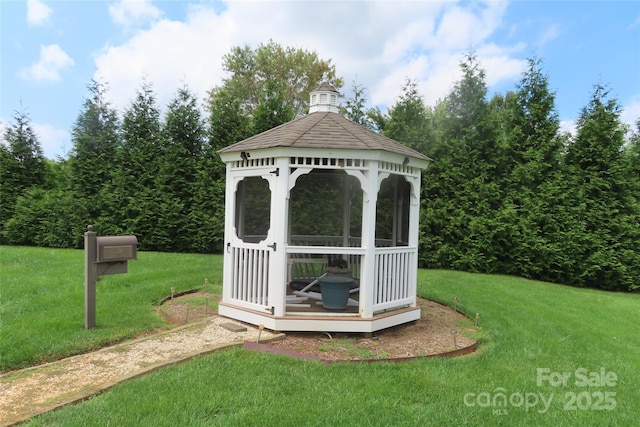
84, 226, 98, 329
84, 225, 138, 329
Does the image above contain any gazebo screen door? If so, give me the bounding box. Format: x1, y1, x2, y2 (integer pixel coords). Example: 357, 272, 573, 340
226, 172, 275, 313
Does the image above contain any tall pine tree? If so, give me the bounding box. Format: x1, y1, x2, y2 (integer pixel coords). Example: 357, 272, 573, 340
0, 109, 46, 240
420, 52, 503, 272
341, 78, 377, 130
384, 78, 432, 154
155, 85, 206, 252
496, 57, 565, 278
563, 84, 640, 290
107, 81, 164, 242
69, 79, 120, 238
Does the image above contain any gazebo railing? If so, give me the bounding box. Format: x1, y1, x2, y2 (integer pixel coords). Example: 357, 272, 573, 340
228, 239, 416, 315
229, 245, 270, 311
372, 246, 416, 312
286, 244, 416, 315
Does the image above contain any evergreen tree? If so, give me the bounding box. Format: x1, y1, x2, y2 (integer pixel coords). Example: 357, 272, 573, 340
205, 85, 253, 252
0, 109, 46, 239
155, 85, 206, 252
208, 84, 252, 151
107, 81, 164, 242
563, 84, 640, 291
341, 79, 376, 130
367, 106, 388, 134
69, 79, 120, 237
496, 58, 565, 278
626, 119, 640, 199
504, 57, 562, 189
3, 186, 78, 248
420, 52, 503, 272
384, 78, 432, 154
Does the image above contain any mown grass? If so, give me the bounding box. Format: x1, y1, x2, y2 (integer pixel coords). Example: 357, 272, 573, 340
0, 246, 222, 371
2, 246, 639, 425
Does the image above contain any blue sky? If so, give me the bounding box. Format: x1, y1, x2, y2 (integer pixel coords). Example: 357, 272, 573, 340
2, 0, 639, 159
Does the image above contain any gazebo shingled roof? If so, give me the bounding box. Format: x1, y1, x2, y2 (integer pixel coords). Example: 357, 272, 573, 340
218, 111, 432, 162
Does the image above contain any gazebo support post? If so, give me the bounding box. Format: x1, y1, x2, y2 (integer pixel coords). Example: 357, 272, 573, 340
221, 164, 236, 306
407, 175, 421, 307
268, 157, 290, 317
358, 162, 379, 319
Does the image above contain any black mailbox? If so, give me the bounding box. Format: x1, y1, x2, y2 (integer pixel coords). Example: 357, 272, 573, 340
96, 235, 138, 263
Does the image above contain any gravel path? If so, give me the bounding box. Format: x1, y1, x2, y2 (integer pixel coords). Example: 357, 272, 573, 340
0, 317, 279, 426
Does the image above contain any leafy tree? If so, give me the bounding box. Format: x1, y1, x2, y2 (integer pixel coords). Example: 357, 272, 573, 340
210, 40, 343, 118
0, 109, 46, 238
252, 77, 295, 134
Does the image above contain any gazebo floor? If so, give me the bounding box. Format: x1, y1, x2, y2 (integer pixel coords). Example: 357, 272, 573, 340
218, 301, 421, 334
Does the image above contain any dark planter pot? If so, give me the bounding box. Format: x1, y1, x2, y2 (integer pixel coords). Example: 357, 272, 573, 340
319, 276, 353, 309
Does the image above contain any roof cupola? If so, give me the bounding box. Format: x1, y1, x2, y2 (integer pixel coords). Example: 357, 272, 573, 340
308, 82, 340, 113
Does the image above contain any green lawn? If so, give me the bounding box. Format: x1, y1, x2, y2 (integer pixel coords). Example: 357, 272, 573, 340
0, 246, 222, 370
1, 246, 638, 426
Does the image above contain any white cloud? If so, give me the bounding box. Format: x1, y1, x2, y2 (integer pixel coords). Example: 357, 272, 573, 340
477, 43, 528, 87
27, 0, 52, 27
621, 94, 640, 129
560, 119, 577, 136
0, 118, 69, 160
33, 122, 71, 159
94, 4, 235, 113
93, 0, 524, 115
109, 0, 163, 28
20, 44, 75, 82
536, 24, 560, 48
0, 119, 8, 147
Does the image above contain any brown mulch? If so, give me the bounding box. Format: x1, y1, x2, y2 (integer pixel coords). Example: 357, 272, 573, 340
162, 295, 479, 362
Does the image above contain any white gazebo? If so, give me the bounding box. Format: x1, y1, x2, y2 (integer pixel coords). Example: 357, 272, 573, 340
217, 83, 432, 333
